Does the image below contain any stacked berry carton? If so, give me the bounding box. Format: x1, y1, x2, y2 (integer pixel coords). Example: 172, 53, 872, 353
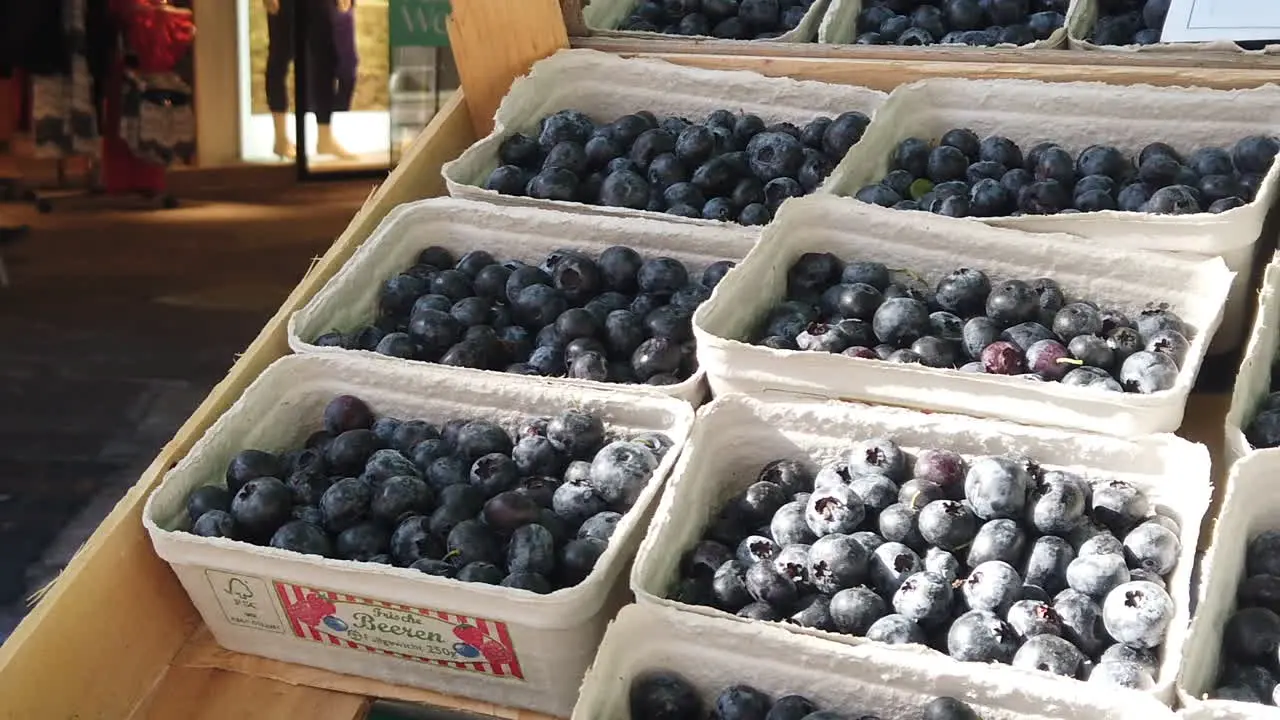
142, 354, 695, 718
442, 49, 886, 227
820, 77, 1280, 350
288, 197, 758, 405
580, 0, 832, 43
629, 393, 1211, 706
574, 604, 1180, 719
1225, 255, 1280, 465
1065, 0, 1280, 53
818, 0, 1069, 48
1177, 452, 1280, 716
692, 195, 1232, 436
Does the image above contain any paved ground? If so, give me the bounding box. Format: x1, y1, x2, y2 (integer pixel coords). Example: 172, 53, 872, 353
0, 181, 368, 638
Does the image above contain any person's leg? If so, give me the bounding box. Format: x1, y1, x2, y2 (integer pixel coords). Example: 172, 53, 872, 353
306, 0, 352, 157
331, 4, 357, 113
265, 0, 296, 158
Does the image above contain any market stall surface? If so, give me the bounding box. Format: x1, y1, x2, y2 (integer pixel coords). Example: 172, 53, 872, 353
0, 182, 367, 639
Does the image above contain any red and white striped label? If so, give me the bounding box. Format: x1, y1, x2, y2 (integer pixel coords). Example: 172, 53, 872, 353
274, 581, 524, 679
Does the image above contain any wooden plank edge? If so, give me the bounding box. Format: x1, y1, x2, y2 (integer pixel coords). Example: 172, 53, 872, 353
174, 626, 556, 720
0, 92, 475, 720
130, 663, 371, 720
572, 36, 1280, 70
609, 52, 1280, 91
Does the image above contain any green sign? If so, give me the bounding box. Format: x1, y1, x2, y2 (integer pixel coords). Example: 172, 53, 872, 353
389, 0, 452, 48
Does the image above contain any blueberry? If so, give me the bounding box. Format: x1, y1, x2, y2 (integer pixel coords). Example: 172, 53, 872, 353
629, 670, 702, 720
1121, 521, 1180, 576
1102, 580, 1174, 649
1142, 184, 1201, 214
866, 613, 927, 645
893, 571, 954, 624
712, 685, 772, 720
385, 515, 439, 566
763, 177, 804, 213
1018, 339, 1069, 381
1054, 588, 1109, 656
1067, 552, 1129, 599
1234, 135, 1280, 174
923, 698, 981, 720
598, 169, 651, 209
710, 559, 754, 611
807, 533, 870, 594
772, 543, 812, 588
966, 178, 1012, 217
578, 511, 622, 543
964, 456, 1029, 521
1027, 476, 1086, 536
627, 128, 676, 170
960, 317, 1001, 361
871, 541, 923, 596
968, 518, 1027, 568
806, 483, 868, 537
331, 521, 388, 562
1013, 633, 1086, 677
187, 485, 231, 525
1091, 661, 1157, 690
855, 184, 903, 208
985, 280, 1038, 327
1007, 598, 1064, 641
871, 297, 931, 347
914, 500, 976, 551
735, 533, 781, 568
961, 559, 1021, 615
269, 520, 332, 557
823, 111, 871, 159
926, 145, 969, 184
828, 587, 887, 636
745, 560, 798, 608
191, 509, 240, 539
767, 502, 815, 548
744, 131, 804, 183
1209, 197, 1247, 213
948, 610, 1018, 663
485, 165, 528, 195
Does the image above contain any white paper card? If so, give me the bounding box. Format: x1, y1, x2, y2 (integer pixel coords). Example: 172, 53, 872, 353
1161, 0, 1280, 43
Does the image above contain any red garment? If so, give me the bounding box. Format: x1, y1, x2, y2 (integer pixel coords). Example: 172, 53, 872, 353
100, 0, 194, 194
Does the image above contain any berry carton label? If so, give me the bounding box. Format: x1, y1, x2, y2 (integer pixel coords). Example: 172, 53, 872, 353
275, 581, 524, 679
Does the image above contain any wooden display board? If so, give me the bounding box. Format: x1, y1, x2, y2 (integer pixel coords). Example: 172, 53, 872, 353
0, 0, 1269, 716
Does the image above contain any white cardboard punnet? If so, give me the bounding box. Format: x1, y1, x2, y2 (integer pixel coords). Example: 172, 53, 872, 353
820, 77, 1280, 349
1177, 452, 1280, 717
819, 0, 1067, 47
1225, 254, 1280, 466
142, 354, 695, 718
442, 49, 887, 226
575, 605, 1181, 719
630, 394, 1212, 706
582, 0, 830, 42
693, 195, 1233, 437
287, 197, 760, 405
1065, 0, 1280, 53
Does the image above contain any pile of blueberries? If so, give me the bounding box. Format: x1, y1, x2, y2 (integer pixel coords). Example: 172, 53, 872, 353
851, 130, 1278, 217
630, 671, 981, 719
182, 395, 672, 594
483, 107, 870, 225
1244, 369, 1280, 449
1090, 0, 1170, 46
314, 245, 737, 386
669, 438, 1180, 687
617, 0, 817, 39
852, 0, 1067, 47
754, 254, 1190, 394
1212, 531, 1280, 704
